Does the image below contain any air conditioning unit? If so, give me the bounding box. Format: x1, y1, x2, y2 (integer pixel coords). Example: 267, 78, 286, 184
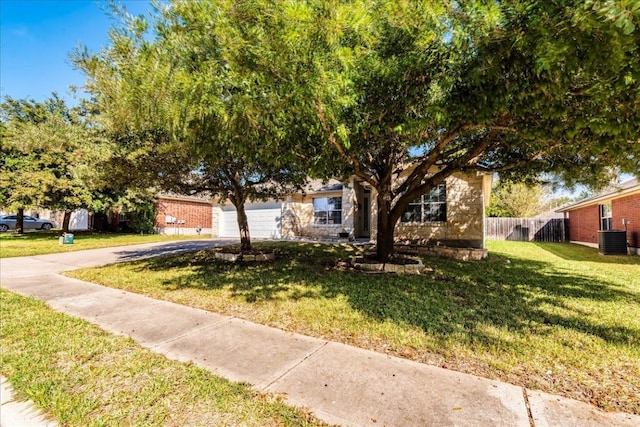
598, 230, 627, 255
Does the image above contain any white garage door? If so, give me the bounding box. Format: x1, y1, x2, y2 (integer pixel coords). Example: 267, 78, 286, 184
219, 204, 282, 239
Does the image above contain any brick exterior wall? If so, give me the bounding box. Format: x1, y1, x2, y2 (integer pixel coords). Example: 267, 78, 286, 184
566, 194, 639, 254
567, 205, 601, 244
613, 195, 640, 251
154, 198, 212, 235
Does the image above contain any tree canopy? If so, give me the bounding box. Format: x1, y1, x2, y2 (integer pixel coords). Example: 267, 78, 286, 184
75, 0, 639, 259
269, 0, 640, 259
486, 180, 546, 218
0, 95, 109, 231
74, 0, 309, 250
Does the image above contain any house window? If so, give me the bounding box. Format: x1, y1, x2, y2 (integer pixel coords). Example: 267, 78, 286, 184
401, 183, 447, 223
600, 203, 612, 230
313, 197, 342, 225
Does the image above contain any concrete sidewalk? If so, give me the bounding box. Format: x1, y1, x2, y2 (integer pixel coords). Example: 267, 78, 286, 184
1, 240, 638, 427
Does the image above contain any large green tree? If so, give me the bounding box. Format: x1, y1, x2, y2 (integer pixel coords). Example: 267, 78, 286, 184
273, 0, 640, 260
0, 121, 33, 233
77, 0, 640, 260
0, 95, 106, 232
74, 0, 308, 250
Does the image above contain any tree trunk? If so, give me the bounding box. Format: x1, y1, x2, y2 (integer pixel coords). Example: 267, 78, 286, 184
62, 211, 72, 233
375, 192, 395, 262
235, 199, 252, 252
16, 208, 24, 234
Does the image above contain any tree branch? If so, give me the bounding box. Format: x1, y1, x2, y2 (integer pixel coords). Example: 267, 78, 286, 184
395, 126, 464, 197
397, 123, 515, 196
390, 132, 497, 223
467, 140, 563, 173
315, 98, 378, 188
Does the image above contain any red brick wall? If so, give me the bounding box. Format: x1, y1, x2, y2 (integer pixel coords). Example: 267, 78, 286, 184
567, 194, 640, 249
154, 199, 212, 228
613, 195, 640, 249
567, 205, 600, 244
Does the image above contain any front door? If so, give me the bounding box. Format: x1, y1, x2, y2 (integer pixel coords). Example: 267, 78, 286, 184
356, 187, 371, 238
363, 195, 370, 235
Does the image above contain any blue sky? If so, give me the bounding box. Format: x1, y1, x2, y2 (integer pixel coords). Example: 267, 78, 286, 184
1, 0, 151, 104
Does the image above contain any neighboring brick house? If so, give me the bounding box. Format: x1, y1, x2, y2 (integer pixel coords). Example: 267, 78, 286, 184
213, 170, 493, 250
154, 194, 213, 235
557, 178, 640, 255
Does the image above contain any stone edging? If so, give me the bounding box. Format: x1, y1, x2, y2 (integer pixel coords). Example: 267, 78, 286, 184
351, 256, 424, 275
214, 252, 276, 262
397, 245, 488, 261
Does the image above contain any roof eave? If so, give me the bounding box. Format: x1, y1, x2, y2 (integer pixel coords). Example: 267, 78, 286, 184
556, 185, 640, 213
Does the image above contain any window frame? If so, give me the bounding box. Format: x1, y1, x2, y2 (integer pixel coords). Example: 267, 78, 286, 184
600, 203, 612, 231
313, 196, 343, 225
400, 183, 447, 224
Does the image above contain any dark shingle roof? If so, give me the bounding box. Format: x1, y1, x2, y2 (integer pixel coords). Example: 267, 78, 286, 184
303, 179, 344, 194
556, 178, 639, 212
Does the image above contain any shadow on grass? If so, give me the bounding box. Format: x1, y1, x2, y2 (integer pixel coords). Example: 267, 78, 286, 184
129, 242, 640, 351
113, 240, 234, 262
533, 242, 640, 265
0, 230, 61, 240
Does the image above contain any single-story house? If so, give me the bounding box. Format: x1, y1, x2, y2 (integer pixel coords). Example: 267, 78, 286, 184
556, 178, 639, 255
212, 171, 493, 250
154, 194, 213, 235
10, 171, 493, 251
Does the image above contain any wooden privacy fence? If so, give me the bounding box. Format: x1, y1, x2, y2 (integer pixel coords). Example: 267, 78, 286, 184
485, 218, 568, 242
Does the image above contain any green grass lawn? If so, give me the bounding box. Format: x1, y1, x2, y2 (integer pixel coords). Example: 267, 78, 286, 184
0, 230, 210, 258
67, 241, 640, 415
0, 289, 326, 426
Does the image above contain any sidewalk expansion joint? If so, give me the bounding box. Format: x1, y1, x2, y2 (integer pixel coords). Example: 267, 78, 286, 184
522, 387, 535, 427
150, 317, 236, 349
262, 341, 328, 391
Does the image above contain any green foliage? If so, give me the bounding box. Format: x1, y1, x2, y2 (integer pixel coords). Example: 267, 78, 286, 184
486, 180, 547, 217
73, 0, 640, 258
270, 0, 640, 258
73, 0, 311, 249
119, 193, 158, 234
0, 95, 108, 214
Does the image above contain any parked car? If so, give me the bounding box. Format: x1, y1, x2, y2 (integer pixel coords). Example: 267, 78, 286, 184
0, 215, 57, 231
